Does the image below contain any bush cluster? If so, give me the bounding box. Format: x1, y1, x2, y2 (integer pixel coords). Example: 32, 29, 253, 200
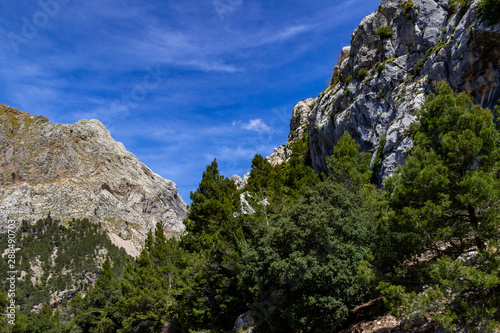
375, 25, 392, 38
3, 82, 499, 333
478, 0, 500, 25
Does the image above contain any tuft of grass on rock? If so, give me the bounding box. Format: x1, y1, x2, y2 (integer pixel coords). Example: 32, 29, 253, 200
375, 25, 392, 39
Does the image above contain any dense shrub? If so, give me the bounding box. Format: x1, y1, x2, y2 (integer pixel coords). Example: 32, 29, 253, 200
375, 25, 392, 38
357, 67, 369, 79
404, 0, 414, 11
248, 181, 376, 332
478, 0, 500, 25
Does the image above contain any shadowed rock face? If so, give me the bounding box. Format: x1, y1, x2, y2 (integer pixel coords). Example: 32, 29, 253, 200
0, 105, 187, 256
271, 0, 499, 184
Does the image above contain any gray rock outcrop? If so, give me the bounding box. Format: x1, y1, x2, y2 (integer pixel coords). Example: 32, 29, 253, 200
232, 312, 254, 333
272, 0, 499, 183
0, 105, 187, 255
230, 172, 250, 190
267, 98, 315, 165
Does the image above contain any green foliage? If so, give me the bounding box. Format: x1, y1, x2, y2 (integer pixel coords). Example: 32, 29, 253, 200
413, 39, 445, 77
384, 81, 499, 258
448, 0, 461, 13
89, 257, 118, 312
433, 40, 447, 54
184, 159, 240, 250
415, 49, 431, 76
372, 81, 500, 331
478, 0, 500, 25
246, 154, 280, 197
374, 62, 386, 76
375, 25, 392, 38
9, 82, 498, 332
448, 0, 472, 18
18, 154, 322, 333
327, 131, 372, 191
404, 0, 414, 11
357, 67, 369, 80
0, 291, 11, 332
345, 74, 353, 84
376, 88, 385, 99
14, 303, 79, 333
371, 135, 386, 184
180, 159, 248, 330
247, 181, 376, 332
332, 75, 341, 86
246, 152, 320, 221
67, 221, 189, 333
382, 254, 500, 332
377, 62, 386, 73
0, 216, 128, 314
118, 223, 182, 332
23, 304, 58, 333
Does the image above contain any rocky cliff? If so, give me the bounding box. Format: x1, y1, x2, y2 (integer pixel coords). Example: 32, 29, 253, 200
267, 98, 315, 166
270, 0, 499, 182
0, 105, 187, 256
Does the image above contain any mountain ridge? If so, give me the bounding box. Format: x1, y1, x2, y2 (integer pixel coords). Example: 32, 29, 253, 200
0, 104, 187, 256
269, 0, 499, 184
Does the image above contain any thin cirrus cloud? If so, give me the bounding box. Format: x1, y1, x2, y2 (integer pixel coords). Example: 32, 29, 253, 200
123, 22, 316, 73
260, 24, 315, 45
0, 0, 383, 202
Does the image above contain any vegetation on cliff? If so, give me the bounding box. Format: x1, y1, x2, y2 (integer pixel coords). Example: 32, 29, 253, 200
1, 83, 499, 332
0, 216, 128, 313
367, 82, 500, 332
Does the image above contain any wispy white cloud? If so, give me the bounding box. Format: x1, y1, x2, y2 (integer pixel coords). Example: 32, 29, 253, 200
179, 59, 241, 73
116, 26, 243, 73
233, 118, 272, 133
212, 0, 243, 21
260, 24, 315, 44
0, 0, 382, 204
215, 143, 276, 161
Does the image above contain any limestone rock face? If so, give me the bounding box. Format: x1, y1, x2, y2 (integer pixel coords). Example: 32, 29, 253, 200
0, 105, 187, 255
230, 172, 250, 191
266, 98, 315, 165
232, 312, 254, 333
281, 0, 499, 183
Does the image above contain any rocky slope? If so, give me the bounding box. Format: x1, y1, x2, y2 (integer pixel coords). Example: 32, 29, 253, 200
267, 98, 315, 166
0, 105, 187, 256
270, 0, 499, 183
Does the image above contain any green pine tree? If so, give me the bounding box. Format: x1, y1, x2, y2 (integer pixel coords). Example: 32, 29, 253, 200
179, 159, 248, 331
119, 224, 176, 332
372, 82, 500, 331
91, 258, 114, 309
326, 131, 372, 191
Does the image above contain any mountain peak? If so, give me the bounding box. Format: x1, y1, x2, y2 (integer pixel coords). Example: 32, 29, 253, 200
0, 105, 187, 256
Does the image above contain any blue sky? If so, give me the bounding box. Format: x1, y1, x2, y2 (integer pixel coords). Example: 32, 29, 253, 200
0, 0, 380, 203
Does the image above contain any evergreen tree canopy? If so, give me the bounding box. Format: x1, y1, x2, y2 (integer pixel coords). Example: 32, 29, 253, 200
326, 131, 372, 191
372, 82, 500, 332
246, 152, 321, 216
383, 81, 499, 262
180, 159, 248, 330
248, 181, 376, 333
183, 159, 241, 252
119, 223, 179, 333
